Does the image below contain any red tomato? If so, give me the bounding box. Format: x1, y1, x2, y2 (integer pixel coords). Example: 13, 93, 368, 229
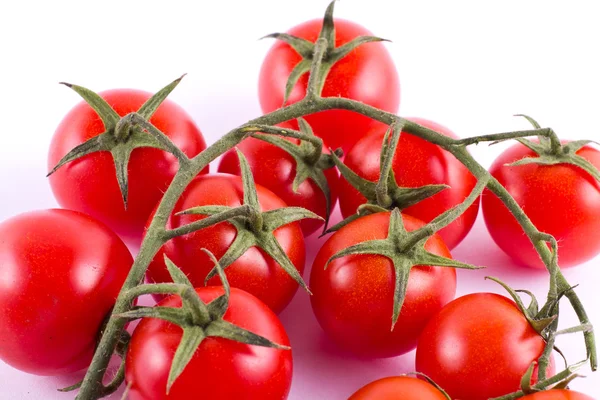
337, 117, 479, 250
146, 174, 306, 314
48, 89, 207, 245
416, 293, 556, 400
520, 390, 594, 400
0, 209, 132, 375
218, 136, 338, 236
310, 212, 456, 358
348, 376, 448, 400
125, 286, 292, 400
259, 18, 400, 153
482, 142, 600, 268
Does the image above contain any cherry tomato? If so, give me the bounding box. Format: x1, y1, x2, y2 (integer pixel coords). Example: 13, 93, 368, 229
146, 174, 306, 314
416, 293, 555, 400
482, 142, 600, 268
348, 376, 448, 400
520, 390, 594, 400
218, 135, 338, 236
48, 89, 207, 245
125, 286, 292, 400
337, 117, 478, 250
310, 212, 456, 358
259, 18, 400, 153
0, 209, 132, 375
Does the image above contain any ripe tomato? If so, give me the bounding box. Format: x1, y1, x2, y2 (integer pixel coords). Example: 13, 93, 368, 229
310, 212, 456, 358
337, 117, 478, 250
48, 89, 207, 245
218, 135, 338, 236
125, 286, 292, 400
520, 390, 594, 400
416, 293, 555, 400
348, 376, 448, 400
146, 174, 306, 314
0, 209, 132, 375
259, 18, 400, 153
482, 142, 600, 268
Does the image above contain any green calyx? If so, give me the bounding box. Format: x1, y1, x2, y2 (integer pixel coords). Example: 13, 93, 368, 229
177, 150, 321, 293
327, 122, 449, 233
116, 250, 289, 394
48, 75, 188, 208
508, 114, 600, 182
484, 276, 593, 397
325, 208, 482, 330
263, 0, 388, 103
245, 117, 341, 233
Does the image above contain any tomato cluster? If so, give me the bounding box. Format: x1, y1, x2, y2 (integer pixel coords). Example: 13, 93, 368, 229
0, 2, 598, 400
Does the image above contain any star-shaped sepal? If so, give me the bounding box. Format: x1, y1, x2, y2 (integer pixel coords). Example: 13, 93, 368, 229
263, 0, 389, 103
245, 117, 340, 233
48, 75, 189, 208
326, 122, 449, 234
326, 208, 482, 330
116, 249, 290, 393
177, 150, 322, 294
505, 114, 600, 182
483, 275, 593, 397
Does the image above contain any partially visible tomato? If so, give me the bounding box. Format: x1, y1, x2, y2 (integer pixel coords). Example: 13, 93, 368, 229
310, 212, 456, 358
482, 142, 600, 268
520, 390, 594, 400
416, 293, 555, 400
0, 209, 132, 375
48, 89, 207, 245
218, 132, 338, 236
125, 286, 292, 400
337, 118, 478, 250
259, 18, 400, 153
146, 174, 306, 314
348, 376, 448, 400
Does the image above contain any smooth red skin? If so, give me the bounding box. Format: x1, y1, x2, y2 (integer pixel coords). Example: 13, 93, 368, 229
259, 18, 400, 153
482, 143, 600, 268
146, 174, 306, 314
310, 212, 456, 358
520, 390, 595, 400
0, 209, 132, 375
348, 376, 448, 400
125, 287, 292, 400
338, 117, 479, 250
218, 136, 338, 236
416, 293, 556, 400
48, 89, 207, 245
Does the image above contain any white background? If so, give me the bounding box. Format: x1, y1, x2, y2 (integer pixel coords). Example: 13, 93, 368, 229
1, 0, 599, 398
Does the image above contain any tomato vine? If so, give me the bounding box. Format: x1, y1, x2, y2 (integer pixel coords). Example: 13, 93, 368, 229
46, 2, 598, 399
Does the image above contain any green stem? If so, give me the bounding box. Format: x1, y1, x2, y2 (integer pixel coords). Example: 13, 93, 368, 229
305, 38, 329, 100
452, 128, 554, 146
75, 43, 595, 399
245, 124, 323, 155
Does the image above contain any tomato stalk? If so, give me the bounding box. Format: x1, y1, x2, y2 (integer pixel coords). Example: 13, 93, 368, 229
69, 3, 597, 397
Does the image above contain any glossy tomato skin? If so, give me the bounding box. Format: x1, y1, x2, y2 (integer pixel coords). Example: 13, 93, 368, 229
48, 89, 207, 245
218, 136, 338, 236
416, 293, 555, 400
310, 212, 456, 358
338, 117, 478, 250
0, 209, 132, 375
520, 390, 594, 400
146, 174, 306, 314
259, 18, 400, 153
348, 376, 448, 400
482, 143, 600, 268
125, 286, 292, 400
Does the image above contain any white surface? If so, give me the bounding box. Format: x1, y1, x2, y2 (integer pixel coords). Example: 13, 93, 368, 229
1, 0, 599, 399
